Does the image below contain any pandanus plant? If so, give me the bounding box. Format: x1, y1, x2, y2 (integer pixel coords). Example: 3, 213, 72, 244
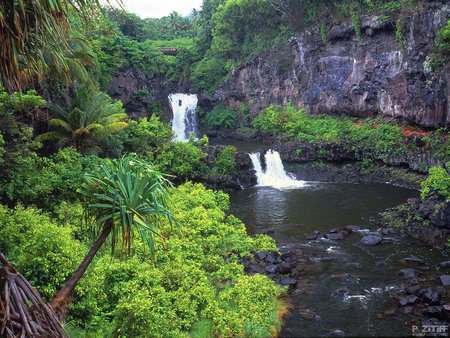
48, 154, 175, 317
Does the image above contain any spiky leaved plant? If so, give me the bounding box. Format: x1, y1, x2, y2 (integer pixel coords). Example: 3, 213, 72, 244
50, 154, 175, 317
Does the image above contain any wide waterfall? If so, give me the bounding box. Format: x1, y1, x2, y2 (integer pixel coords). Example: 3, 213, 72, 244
249, 150, 306, 189
169, 93, 198, 142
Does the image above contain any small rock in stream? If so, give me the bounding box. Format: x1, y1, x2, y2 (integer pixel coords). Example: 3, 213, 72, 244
278, 261, 292, 274
383, 308, 396, 316
406, 284, 421, 294
439, 261, 450, 268
401, 256, 425, 265
345, 225, 361, 233
361, 235, 382, 245
425, 306, 443, 316
399, 268, 418, 279
325, 232, 344, 240
440, 275, 450, 287
281, 277, 297, 287
329, 329, 345, 337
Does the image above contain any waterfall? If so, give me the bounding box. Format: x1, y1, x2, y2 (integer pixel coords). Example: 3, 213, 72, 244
249, 150, 306, 189
169, 93, 198, 142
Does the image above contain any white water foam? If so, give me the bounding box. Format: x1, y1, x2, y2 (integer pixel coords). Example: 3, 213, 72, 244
168, 93, 198, 142
249, 150, 306, 189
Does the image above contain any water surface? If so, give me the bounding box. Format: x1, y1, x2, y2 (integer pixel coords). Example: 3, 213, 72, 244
228, 183, 447, 337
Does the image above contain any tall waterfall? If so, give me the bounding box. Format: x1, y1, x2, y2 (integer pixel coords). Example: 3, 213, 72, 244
169, 93, 198, 142
249, 150, 306, 189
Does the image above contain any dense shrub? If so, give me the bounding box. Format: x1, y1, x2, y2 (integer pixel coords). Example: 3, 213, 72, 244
0, 205, 85, 299
155, 141, 208, 180
213, 145, 237, 175
203, 103, 238, 130
421, 163, 450, 199
67, 182, 282, 337
253, 104, 407, 157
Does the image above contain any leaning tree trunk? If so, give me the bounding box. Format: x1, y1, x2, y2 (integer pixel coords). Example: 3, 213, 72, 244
49, 221, 112, 318
0, 253, 68, 338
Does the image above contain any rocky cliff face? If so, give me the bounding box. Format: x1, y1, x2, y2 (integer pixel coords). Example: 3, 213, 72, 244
108, 66, 192, 121
215, 2, 450, 128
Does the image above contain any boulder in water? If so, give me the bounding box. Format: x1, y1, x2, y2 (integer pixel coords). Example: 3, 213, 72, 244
361, 235, 382, 245
400, 268, 418, 279
439, 275, 450, 287
280, 277, 297, 287
345, 225, 361, 233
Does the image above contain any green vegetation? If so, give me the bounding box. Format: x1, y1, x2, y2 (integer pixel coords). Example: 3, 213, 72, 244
253, 104, 407, 157
1, 0, 448, 336
421, 163, 450, 199
203, 103, 238, 130
37, 84, 128, 154
430, 19, 450, 67
213, 145, 237, 175
0, 181, 283, 336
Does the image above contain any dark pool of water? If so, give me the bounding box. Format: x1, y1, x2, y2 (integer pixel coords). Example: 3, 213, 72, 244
229, 183, 448, 337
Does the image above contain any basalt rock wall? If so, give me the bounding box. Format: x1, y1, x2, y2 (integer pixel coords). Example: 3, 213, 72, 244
215, 2, 450, 128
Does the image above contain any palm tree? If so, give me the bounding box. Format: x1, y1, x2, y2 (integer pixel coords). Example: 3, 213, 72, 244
0, 0, 114, 93
37, 84, 128, 154
50, 154, 175, 317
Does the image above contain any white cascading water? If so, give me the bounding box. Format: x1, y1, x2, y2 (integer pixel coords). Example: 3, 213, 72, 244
249, 150, 306, 189
169, 93, 198, 142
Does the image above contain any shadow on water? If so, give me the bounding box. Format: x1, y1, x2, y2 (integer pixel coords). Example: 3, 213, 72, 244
229, 183, 448, 337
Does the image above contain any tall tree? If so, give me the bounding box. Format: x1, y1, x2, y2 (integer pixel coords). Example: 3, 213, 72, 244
50, 154, 175, 317
0, 0, 117, 92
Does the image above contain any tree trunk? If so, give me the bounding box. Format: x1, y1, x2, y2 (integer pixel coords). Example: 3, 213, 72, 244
49, 221, 112, 318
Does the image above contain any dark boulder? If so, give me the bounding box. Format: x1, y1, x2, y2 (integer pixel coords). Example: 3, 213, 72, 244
361, 235, 382, 245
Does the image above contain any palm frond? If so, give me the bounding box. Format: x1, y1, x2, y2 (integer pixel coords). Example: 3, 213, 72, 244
78, 154, 176, 256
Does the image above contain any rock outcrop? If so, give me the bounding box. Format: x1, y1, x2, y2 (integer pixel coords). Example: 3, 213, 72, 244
108, 65, 192, 120
215, 2, 450, 128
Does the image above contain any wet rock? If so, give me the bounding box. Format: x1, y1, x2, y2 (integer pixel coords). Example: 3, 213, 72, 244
426, 306, 443, 316
400, 268, 418, 279
406, 285, 421, 294
265, 264, 277, 274
399, 295, 418, 306
326, 232, 344, 240
255, 252, 267, 260
336, 287, 350, 295
439, 261, 450, 268
420, 287, 442, 304
403, 306, 414, 314
440, 275, 450, 287
443, 304, 450, 311
383, 308, 396, 316
278, 261, 292, 274
345, 225, 361, 233
299, 309, 317, 321
361, 235, 382, 245
305, 234, 318, 240
401, 256, 425, 265
265, 254, 276, 264
329, 329, 345, 337
381, 228, 394, 236
313, 230, 321, 235
281, 277, 297, 287
249, 264, 265, 274
329, 228, 338, 234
